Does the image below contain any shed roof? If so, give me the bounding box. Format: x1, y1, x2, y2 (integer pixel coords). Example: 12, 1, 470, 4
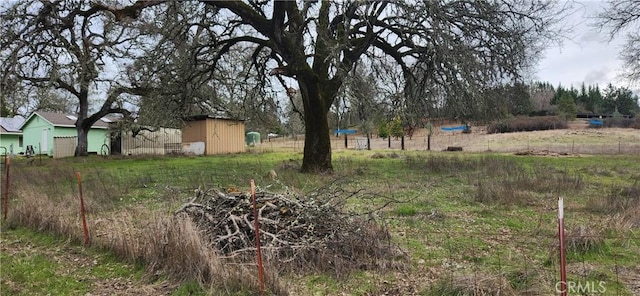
0, 116, 25, 134
184, 113, 244, 122
20, 111, 113, 129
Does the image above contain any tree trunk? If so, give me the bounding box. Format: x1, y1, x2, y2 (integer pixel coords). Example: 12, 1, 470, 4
299, 77, 332, 173
74, 125, 90, 156
75, 90, 91, 157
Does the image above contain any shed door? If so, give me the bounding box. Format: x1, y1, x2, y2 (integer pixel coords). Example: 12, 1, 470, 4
41, 129, 49, 153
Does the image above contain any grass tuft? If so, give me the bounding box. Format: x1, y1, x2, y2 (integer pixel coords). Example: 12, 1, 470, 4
395, 205, 419, 216
587, 183, 640, 231
565, 225, 607, 254
424, 273, 518, 296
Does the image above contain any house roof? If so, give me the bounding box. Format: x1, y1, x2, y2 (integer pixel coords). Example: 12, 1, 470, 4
0, 116, 25, 134
20, 111, 112, 130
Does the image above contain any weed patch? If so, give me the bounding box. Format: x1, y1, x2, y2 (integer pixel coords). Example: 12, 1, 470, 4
587, 183, 640, 231
424, 272, 518, 296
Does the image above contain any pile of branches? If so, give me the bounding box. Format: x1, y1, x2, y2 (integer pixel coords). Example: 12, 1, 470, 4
175, 184, 404, 274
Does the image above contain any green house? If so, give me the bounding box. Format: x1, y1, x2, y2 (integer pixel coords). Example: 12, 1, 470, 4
0, 116, 25, 156
19, 111, 111, 157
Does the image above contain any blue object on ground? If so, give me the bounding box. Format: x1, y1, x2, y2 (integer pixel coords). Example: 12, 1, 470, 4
440, 125, 468, 132
336, 129, 357, 135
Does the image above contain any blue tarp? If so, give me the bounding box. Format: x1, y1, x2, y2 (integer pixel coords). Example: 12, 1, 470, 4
335, 129, 357, 135
589, 119, 603, 125
440, 125, 468, 132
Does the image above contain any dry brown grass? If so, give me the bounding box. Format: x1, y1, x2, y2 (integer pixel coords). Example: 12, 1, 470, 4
264, 125, 640, 154
564, 225, 606, 254
6, 167, 288, 295
403, 155, 583, 206
425, 272, 519, 296
94, 212, 287, 295
587, 183, 640, 232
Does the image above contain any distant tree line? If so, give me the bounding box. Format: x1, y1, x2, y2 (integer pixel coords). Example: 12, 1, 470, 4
308, 79, 640, 138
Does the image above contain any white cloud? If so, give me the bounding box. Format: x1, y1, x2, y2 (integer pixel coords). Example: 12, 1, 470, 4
534, 1, 633, 89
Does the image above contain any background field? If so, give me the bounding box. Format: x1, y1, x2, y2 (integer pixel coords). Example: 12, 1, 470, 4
1, 125, 639, 295
260, 120, 640, 155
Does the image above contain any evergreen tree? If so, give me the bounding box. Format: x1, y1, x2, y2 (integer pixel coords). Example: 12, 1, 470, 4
586, 85, 604, 113
557, 93, 577, 120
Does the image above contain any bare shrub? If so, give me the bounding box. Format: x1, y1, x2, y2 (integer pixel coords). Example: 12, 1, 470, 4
603, 118, 636, 128
487, 116, 567, 134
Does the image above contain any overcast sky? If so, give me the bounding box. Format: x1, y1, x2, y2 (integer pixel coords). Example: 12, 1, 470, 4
534, 1, 637, 92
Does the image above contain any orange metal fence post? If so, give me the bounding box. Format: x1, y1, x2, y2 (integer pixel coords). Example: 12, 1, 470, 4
558, 197, 567, 296
251, 179, 265, 296
76, 172, 90, 247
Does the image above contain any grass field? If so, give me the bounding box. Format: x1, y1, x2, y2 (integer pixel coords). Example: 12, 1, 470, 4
1, 129, 639, 295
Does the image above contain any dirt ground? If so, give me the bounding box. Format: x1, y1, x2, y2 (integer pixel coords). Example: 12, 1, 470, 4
259, 120, 640, 155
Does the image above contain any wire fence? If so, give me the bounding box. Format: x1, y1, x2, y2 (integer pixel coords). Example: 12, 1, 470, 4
408, 229, 639, 295
255, 130, 640, 156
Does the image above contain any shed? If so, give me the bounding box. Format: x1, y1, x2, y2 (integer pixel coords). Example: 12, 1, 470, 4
0, 116, 25, 156
19, 111, 111, 157
182, 115, 245, 155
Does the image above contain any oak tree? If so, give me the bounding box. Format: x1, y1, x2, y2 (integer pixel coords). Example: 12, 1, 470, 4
112, 1, 565, 172
1, 0, 150, 156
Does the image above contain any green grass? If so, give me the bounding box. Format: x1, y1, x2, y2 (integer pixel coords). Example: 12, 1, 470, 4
1, 253, 88, 295
4, 151, 640, 294
0, 227, 144, 296
171, 280, 207, 296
